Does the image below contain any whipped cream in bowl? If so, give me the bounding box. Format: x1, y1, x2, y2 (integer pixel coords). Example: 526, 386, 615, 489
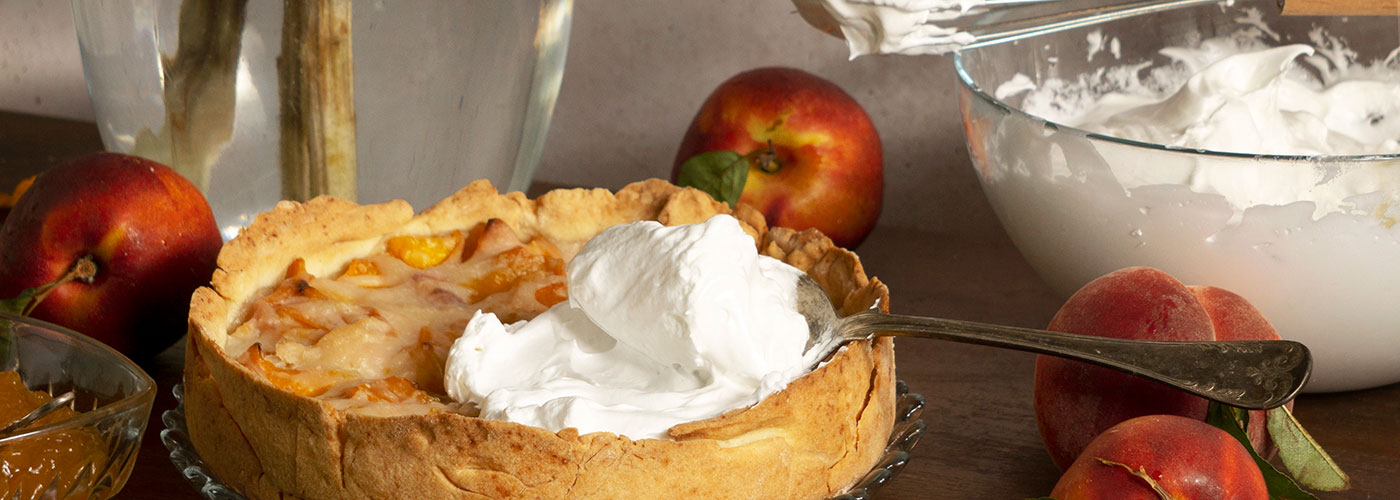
956, 6, 1400, 391
443, 215, 817, 440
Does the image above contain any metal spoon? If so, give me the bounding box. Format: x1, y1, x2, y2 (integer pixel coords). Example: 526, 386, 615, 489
797, 276, 1310, 410
0, 390, 76, 437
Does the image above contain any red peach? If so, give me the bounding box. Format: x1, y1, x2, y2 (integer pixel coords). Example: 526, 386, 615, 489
1034, 267, 1282, 470
672, 67, 883, 248
1050, 414, 1268, 500
0, 153, 223, 359
1189, 285, 1285, 458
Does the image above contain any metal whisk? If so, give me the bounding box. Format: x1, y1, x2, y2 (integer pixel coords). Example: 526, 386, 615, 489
795, 0, 1227, 55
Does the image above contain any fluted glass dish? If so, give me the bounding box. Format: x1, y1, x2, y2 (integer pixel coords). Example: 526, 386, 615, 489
0, 313, 156, 500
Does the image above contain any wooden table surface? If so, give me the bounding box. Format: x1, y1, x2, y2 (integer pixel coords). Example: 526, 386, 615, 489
2, 110, 1397, 499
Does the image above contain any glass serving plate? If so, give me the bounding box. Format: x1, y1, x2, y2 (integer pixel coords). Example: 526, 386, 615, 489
162, 381, 925, 500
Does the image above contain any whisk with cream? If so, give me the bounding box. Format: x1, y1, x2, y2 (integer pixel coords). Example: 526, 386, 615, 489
793, 0, 1397, 57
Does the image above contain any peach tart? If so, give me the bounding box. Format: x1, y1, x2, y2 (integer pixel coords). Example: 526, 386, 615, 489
184, 179, 896, 499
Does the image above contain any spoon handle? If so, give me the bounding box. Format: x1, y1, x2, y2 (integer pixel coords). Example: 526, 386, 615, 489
0, 390, 76, 437
844, 311, 1310, 410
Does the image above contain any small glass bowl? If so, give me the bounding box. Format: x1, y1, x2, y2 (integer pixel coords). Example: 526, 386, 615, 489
162, 381, 925, 500
0, 313, 156, 500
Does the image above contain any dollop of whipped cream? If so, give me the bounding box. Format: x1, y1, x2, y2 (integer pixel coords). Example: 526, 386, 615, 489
793, 0, 983, 58
443, 215, 812, 440
1048, 43, 1400, 156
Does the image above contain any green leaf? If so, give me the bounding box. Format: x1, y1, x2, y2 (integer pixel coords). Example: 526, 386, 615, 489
0, 317, 14, 371
0, 288, 35, 316
676, 150, 749, 206
1206, 402, 1319, 500
1268, 405, 1350, 491
0, 291, 33, 368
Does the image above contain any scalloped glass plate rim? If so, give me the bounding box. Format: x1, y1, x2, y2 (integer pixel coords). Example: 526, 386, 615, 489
161, 381, 925, 500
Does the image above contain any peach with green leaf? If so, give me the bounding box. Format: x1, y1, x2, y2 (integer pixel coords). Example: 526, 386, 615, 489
1033, 267, 1285, 469
1033, 266, 1350, 500
672, 67, 882, 248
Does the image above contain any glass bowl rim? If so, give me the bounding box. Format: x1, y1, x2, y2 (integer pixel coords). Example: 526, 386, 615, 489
0, 312, 157, 444
950, 44, 1400, 164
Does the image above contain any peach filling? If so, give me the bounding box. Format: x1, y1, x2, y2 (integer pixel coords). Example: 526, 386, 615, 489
226, 219, 569, 414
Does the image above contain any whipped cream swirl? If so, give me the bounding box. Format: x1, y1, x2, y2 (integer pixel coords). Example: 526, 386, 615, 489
443, 215, 812, 440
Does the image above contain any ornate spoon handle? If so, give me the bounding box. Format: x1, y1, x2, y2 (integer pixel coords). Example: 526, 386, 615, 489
842, 311, 1311, 409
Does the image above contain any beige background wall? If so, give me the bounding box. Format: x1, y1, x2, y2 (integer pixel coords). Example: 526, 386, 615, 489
0, 0, 996, 237
0, 0, 92, 119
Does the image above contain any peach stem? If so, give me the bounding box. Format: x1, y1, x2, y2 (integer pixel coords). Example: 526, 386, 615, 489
1095, 458, 1174, 500
747, 140, 781, 174
22, 255, 98, 316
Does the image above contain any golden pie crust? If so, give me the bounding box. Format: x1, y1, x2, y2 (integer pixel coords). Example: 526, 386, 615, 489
184, 179, 896, 500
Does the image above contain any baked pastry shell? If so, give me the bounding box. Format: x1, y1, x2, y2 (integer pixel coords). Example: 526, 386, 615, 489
185, 179, 896, 500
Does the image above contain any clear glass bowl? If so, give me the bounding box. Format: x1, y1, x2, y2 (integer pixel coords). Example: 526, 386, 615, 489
954, 4, 1400, 392
162, 381, 925, 500
0, 313, 156, 499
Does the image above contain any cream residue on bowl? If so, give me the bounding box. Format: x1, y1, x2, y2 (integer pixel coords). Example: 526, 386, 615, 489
1000, 23, 1400, 216
1024, 37, 1400, 157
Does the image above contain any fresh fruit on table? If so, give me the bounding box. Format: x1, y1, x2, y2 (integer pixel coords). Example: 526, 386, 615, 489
0, 153, 222, 360
1033, 266, 1283, 470
1048, 414, 1268, 500
672, 66, 883, 248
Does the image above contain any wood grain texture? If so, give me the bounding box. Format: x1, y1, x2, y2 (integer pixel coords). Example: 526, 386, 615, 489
1280, 0, 1399, 16
0, 112, 103, 183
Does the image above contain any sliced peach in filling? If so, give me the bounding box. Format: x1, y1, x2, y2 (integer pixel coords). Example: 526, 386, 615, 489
386, 231, 465, 269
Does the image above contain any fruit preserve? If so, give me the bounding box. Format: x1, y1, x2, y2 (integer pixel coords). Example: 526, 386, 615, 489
0, 370, 106, 500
